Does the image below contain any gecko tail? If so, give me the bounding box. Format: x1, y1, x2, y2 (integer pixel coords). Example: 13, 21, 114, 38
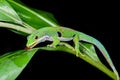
113, 67, 119, 80
78, 33, 119, 80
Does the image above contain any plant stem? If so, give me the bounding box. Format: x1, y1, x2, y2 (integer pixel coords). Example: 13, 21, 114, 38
0, 21, 32, 34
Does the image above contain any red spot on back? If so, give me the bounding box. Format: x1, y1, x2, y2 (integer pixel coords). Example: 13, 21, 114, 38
59, 27, 64, 34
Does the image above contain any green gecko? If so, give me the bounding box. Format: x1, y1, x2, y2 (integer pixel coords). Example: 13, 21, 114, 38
25, 26, 119, 80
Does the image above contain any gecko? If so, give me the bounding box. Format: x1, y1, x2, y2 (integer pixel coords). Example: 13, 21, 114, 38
25, 26, 119, 80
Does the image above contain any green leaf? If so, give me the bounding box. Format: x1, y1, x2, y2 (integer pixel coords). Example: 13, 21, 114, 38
0, 48, 38, 80
7, 0, 59, 29
79, 42, 101, 62
38, 46, 117, 80
0, 0, 22, 24
0, 45, 117, 80
32, 8, 59, 26
0, 0, 33, 35
0, 0, 59, 36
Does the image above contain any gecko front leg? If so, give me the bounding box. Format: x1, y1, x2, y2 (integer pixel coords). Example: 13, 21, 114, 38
47, 36, 60, 48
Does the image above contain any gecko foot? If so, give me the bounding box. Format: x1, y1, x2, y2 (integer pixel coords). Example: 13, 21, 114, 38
59, 42, 75, 51
75, 50, 85, 57
47, 44, 56, 48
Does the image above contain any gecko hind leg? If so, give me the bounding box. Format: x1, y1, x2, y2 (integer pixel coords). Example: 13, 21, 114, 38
73, 35, 84, 57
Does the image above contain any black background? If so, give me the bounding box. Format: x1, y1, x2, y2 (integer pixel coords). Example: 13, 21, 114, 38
0, 0, 119, 80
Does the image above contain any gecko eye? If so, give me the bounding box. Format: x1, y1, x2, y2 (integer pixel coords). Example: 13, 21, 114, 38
57, 31, 62, 37
35, 36, 38, 39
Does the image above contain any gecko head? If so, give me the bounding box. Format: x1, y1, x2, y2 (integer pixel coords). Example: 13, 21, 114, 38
25, 31, 44, 50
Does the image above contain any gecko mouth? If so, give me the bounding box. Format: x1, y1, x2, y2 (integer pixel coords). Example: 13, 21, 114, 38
24, 42, 38, 50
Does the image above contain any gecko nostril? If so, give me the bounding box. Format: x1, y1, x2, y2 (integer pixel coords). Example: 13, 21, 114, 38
72, 34, 76, 37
